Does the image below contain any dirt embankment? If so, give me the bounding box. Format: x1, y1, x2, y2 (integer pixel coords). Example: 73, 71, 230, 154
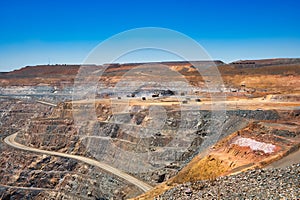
1, 59, 299, 94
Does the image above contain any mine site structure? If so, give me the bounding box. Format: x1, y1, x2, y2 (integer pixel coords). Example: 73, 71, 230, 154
152, 92, 159, 98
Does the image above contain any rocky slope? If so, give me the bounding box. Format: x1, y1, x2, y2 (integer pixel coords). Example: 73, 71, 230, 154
133, 109, 300, 199
15, 101, 249, 185
0, 98, 141, 199
159, 163, 300, 199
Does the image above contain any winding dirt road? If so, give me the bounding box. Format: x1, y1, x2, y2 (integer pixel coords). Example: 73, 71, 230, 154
4, 133, 153, 192
0, 184, 55, 191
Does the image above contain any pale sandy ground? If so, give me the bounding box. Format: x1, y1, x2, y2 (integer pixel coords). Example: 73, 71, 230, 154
71, 96, 300, 111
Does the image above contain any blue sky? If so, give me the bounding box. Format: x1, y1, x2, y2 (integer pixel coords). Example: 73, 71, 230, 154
0, 0, 300, 71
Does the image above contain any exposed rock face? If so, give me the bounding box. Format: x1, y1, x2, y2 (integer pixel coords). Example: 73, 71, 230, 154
9, 95, 297, 194
0, 98, 52, 138
15, 100, 255, 185
0, 99, 141, 199
133, 109, 300, 199
0, 149, 137, 199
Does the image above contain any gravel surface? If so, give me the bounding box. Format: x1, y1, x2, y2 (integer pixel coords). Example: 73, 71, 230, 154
159, 163, 300, 199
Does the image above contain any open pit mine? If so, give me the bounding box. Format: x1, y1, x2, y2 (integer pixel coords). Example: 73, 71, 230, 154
0, 59, 299, 199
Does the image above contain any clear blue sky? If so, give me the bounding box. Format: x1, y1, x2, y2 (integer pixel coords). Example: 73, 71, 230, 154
0, 0, 300, 71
